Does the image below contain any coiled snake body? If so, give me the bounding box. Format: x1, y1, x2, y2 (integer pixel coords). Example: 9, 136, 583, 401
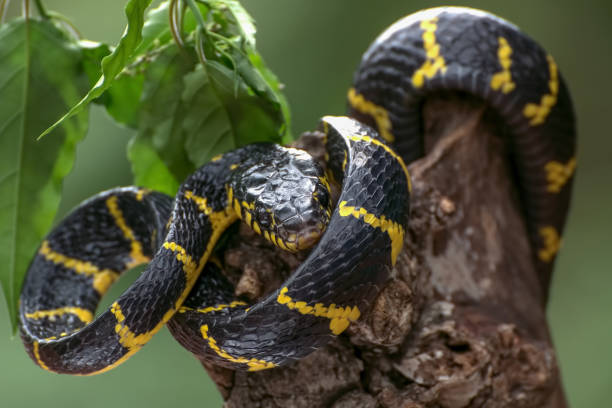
19, 7, 575, 374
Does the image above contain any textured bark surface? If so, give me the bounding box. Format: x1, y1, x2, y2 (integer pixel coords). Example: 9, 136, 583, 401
200, 94, 568, 407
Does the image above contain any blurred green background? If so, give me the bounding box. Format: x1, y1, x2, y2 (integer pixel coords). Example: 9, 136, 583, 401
1, 1, 610, 406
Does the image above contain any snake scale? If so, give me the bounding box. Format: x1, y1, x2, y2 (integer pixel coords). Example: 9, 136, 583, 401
19, 7, 575, 374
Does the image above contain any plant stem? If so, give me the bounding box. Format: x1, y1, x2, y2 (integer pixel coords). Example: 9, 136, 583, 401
22, 0, 29, 19
33, 0, 48, 19
47, 11, 82, 38
169, 0, 184, 47
0, 0, 8, 24
186, 0, 209, 64
185, 0, 206, 32
194, 26, 207, 65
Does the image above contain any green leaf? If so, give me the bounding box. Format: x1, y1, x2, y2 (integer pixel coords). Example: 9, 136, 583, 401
127, 1, 290, 190
204, 0, 256, 48
248, 52, 292, 142
135, 1, 202, 54
0, 18, 91, 331
205, 60, 283, 151
196, 0, 292, 141
38, 0, 153, 139
181, 64, 238, 166
128, 44, 285, 192
78, 40, 112, 87
135, 46, 199, 186
136, 1, 174, 54
101, 70, 145, 128
127, 135, 180, 195
78, 39, 146, 128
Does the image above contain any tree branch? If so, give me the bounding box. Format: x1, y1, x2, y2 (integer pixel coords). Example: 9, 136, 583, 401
200, 94, 567, 407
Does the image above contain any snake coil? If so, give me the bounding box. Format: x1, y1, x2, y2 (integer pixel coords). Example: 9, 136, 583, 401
19, 7, 575, 374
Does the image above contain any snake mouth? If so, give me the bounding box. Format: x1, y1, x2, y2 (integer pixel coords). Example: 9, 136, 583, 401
273, 216, 327, 252
294, 222, 327, 250
274, 191, 331, 252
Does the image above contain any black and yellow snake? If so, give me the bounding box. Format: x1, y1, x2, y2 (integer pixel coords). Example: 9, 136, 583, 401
19, 7, 576, 374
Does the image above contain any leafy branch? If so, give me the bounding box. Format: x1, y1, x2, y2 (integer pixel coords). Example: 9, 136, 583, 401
0, 0, 291, 331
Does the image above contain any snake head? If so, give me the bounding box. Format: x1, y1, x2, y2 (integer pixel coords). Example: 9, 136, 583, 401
229, 146, 332, 252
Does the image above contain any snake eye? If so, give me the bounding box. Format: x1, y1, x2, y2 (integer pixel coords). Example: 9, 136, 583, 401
230, 146, 331, 251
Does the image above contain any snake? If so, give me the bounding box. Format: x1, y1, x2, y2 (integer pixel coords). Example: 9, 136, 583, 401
19, 7, 575, 374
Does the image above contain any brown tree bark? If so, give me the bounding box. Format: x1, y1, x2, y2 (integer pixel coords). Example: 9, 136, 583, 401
199, 94, 568, 407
